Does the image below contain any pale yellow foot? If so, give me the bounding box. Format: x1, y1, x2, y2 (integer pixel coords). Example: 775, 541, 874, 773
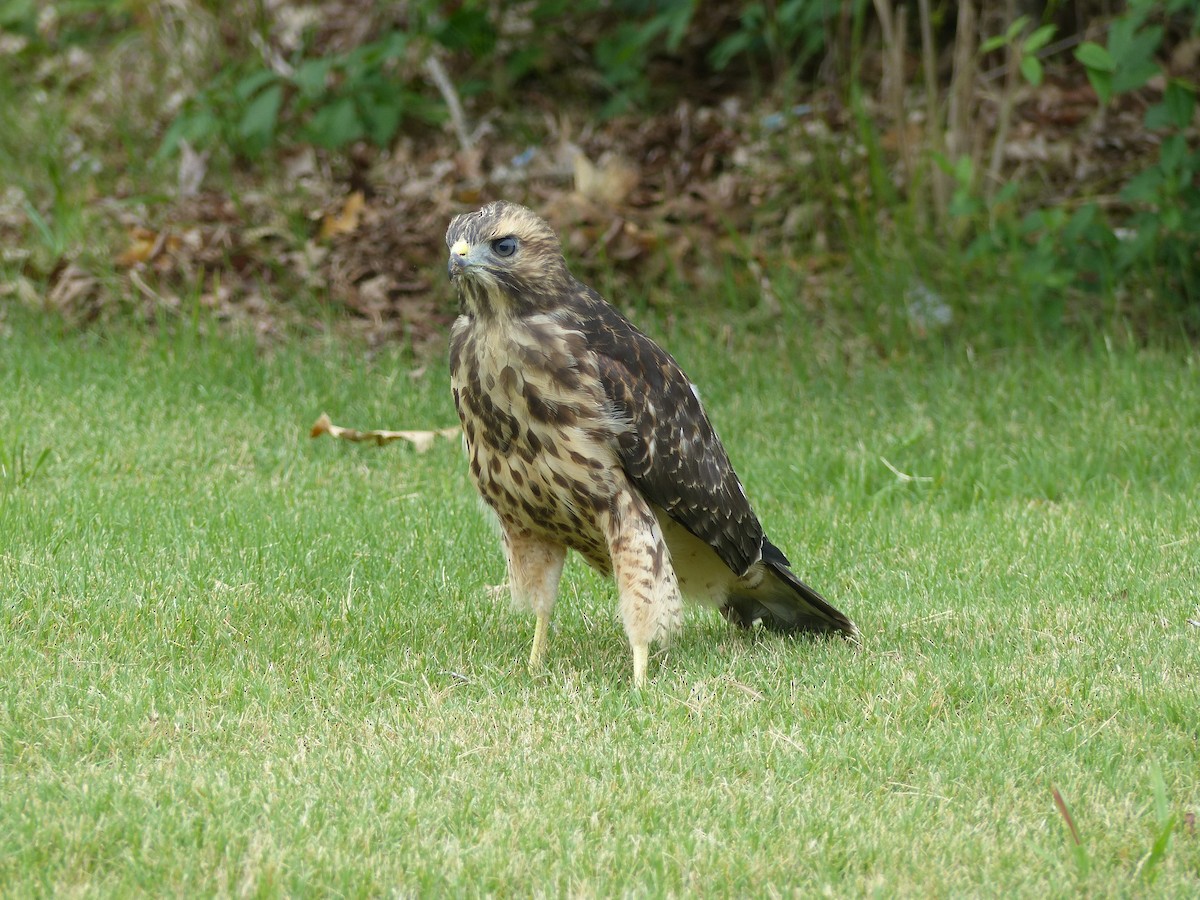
528, 612, 550, 671
631, 643, 649, 689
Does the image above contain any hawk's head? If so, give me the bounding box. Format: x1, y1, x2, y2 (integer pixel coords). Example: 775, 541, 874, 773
446, 201, 571, 316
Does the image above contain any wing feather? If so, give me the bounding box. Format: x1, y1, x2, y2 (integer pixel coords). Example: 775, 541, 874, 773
579, 296, 764, 576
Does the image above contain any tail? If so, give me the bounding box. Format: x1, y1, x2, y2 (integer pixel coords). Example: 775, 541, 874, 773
720, 538, 857, 639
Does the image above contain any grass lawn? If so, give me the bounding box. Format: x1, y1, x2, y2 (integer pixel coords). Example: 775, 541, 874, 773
1, 306, 1197, 895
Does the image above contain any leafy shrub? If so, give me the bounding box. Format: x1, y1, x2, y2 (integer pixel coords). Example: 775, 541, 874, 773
159, 30, 446, 159
1074, 0, 1200, 308
161, 1, 840, 153
592, 0, 836, 113
938, 0, 1200, 330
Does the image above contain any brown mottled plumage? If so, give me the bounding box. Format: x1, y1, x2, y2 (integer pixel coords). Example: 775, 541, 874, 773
446, 201, 855, 686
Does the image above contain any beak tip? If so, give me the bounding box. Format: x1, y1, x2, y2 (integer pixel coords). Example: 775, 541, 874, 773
447, 239, 471, 281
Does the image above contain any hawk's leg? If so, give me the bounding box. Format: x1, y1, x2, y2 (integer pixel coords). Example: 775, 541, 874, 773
603, 490, 684, 688
502, 526, 567, 672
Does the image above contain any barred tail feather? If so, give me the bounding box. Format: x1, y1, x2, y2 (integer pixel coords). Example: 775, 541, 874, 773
721, 538, 857, 638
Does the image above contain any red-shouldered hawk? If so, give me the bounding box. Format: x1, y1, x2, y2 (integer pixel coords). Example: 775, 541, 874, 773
447, 201, 855, 687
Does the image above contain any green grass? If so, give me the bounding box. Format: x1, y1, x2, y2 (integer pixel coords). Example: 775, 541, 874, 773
1, 307, 1198, 896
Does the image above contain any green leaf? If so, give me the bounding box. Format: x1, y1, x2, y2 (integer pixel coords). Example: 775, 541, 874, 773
659, 0, 696, 52
980, 33, 1007, 53
1061, 202, 1099, 242
435, 6, 496, 55
1115, 23, 1163, 70
1006, 15, 1030, 42
710, 30, 755, 70
157, 109, 218, 159
359, 91, 405, 146
1020, 55, 1044, 86
1085, 67, 1113, 105
1121, 166, 1164, 203
234, 69, 278, 101
993, 181, 1020, 205
307, 96, 363, 148
292, 59, 332, 98
0, 0, 35, 29
1113, 59, 1161, 95
953, 153, 974, 185
1024, 24, 1057, 54
1075, 42, 1114, 72
237, 82, 283, 151
1160, 133, 1188, 175
1162, 81, 1195, 129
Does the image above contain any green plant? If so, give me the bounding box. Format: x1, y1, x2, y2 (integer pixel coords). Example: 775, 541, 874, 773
946, 157, 1121, 334
160, 30, 443, 159
0, 0, 134, 48
979, 16, 1057, 190
1073, 0, 1200, 307
709, 0, 835, 76
592, 1, 697, 115
938, 2, 1199, 328
592, 0, 835, 115
0, 439, 50, 491
980, 15, 1056, 86
1136, 764, 1178, 886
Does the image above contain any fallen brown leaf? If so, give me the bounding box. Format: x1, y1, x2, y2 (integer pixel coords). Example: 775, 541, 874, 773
115, 227, 179, 267
310, 412, 459, 452
573, 149, 639, 208
319, 190, 366, 240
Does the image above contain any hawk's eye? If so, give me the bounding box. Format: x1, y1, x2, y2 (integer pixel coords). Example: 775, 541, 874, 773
491, 236, 518, 258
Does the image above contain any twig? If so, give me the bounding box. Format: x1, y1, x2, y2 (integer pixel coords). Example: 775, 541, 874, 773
424, 54, 473, 153
917, 0, 948, 225
947, 1, 977, 176
986, 0, 1021, 195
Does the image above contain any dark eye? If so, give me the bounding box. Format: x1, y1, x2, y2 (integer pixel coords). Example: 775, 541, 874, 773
491, 236, 518, 257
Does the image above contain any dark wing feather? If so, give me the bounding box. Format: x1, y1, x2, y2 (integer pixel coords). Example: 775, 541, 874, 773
580, 296, 764, 576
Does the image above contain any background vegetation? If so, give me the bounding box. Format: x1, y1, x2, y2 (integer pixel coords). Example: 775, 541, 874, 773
1, 0, 1198, 344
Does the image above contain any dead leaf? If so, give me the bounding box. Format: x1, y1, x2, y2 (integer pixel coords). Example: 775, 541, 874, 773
46, 262, 102, 323
310, 412, 459, 452
573, 151, 638, 207
115, 227, 159, 267
115, 227, 180, 268
319, 191, 366, 240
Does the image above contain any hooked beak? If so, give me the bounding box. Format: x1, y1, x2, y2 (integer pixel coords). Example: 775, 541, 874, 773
447, 238, 471, 280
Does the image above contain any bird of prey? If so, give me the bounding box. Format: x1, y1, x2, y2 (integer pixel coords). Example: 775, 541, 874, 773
446, 201, 855, 686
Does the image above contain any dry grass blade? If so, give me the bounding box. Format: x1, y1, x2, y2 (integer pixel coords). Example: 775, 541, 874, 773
309, 412, 458, 451
1052, 784, 1082, 845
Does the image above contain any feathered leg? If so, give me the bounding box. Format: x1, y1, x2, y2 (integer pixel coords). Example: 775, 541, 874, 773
603, 489, 683, 687
502, 526, 567, 672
